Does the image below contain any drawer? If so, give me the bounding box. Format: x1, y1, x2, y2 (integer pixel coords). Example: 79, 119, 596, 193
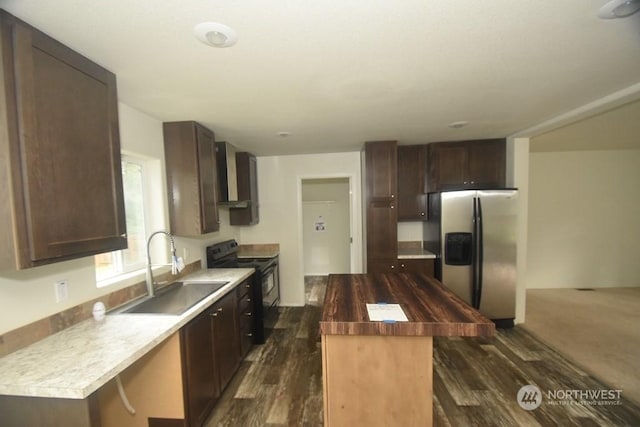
237, 279, 252, 300
238, 292, 253, 313
239, 312, 254, 357
398, 259, 434, 276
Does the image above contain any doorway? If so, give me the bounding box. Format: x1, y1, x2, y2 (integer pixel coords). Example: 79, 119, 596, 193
301, 178, 351, 303
301, 178, 351, 274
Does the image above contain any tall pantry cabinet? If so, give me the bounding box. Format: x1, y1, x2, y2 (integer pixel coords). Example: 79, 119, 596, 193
363, 141, 398, 273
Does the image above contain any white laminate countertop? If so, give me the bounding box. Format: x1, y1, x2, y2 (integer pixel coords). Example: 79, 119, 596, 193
397, 248, 436, 259
0, 268, 254, 400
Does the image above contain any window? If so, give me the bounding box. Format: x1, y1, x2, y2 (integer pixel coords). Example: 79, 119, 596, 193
95, 155, 148, 284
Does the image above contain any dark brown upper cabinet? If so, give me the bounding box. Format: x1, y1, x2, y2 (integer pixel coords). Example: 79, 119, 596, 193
365, 140, 397, 200
230, 152, 259, 225
0, 10, 127, 270
397, 145, 428, 221
427, 139, 506, 192
363, 141, 398, 273
163, 121, 220, 236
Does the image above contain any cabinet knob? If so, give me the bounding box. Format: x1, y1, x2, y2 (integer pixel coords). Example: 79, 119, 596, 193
463, 181, 468, 184
246, 333, 253, 337
390, 204, 394, 209
217, 307, 223, 312
246, 298, 251, 302
470, 181, 475, 184
421, 212, 425, 216
244, 312, 252, 316
391, 265, 395, 269
391, 194, 395, 198
401, 263, 405, 268
246, 284, 251, 288
210, 313, 218, 317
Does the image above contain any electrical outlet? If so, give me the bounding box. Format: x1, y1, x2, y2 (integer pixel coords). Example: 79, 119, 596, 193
54, 280, 69, 303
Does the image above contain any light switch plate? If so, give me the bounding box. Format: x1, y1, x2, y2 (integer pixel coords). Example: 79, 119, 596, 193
54, 280, 69, 302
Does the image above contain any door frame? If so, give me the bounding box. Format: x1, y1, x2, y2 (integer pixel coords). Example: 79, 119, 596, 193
296, 174, 360, 280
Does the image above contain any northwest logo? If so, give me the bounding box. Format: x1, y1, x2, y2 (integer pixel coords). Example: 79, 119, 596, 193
517, 385, 542, 410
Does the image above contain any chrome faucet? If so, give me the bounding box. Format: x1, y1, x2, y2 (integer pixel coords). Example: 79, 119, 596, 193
145, 230, 182, 297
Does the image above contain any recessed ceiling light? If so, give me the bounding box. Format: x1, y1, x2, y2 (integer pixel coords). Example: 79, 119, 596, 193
598, 0, 640, 18
194, 22, 237, 48
448, 121, 468, 129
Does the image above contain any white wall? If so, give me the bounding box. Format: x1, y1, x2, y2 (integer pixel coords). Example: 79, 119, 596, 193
527, 150, 640, 289
0, 104, 237, 335
507, 137, 530, 324
238, 152, 363, 306
397, 222, 423, 242
302, 179, 351, 275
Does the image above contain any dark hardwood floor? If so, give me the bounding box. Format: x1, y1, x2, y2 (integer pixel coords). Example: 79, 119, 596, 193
205, 307, 324, 426
205, 280, 640, 427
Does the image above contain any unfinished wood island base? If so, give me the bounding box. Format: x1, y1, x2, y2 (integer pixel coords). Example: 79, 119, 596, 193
320, 273, 495, 427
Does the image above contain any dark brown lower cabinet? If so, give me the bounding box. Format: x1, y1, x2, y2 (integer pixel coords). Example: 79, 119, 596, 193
237, 281, 255, 359
367, 259, 398, 273
182, 286, 242, 427
181, 305, 219, 427
398, 259, 435, 276
211, 290, 240, 394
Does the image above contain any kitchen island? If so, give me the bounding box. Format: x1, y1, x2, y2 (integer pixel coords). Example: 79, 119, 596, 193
320, 273, 494, 427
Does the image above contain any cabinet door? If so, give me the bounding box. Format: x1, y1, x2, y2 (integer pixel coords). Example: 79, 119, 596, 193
212, 291, 240, 392
366, 200, 397, 261
398, 259, 434, 276
367, 258, 398, 273
181, 307, 218, 427
365, 141, 397, 200
397, 145, 428, 220
196, 125, 220, 233
230, 152, 259, 225
164, 121, 220, 236
467, 139, 506, 188
0, 12, 126, 268
427, 142, 468, 192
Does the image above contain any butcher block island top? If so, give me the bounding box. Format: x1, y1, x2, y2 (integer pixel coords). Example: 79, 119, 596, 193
320, 273, 495, 337
320, 273, 494, 427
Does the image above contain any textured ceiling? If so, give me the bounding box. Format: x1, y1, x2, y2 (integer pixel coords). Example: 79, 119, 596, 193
1, 0, 640, 155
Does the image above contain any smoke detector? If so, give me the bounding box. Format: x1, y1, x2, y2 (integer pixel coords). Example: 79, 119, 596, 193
598, 0, 640, 18
194, 22, 237, 48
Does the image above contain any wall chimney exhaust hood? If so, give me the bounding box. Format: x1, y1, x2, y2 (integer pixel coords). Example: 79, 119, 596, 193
216, 141, 249, 207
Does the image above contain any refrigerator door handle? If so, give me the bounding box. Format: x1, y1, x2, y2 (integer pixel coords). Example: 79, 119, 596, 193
476, 196, 484, 309
472, 197, 479, 308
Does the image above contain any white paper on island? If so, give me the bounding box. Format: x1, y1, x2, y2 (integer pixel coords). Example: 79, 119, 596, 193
366, 303, 408, 322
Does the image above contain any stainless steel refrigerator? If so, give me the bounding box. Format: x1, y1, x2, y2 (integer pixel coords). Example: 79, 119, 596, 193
424, 189, 518, 327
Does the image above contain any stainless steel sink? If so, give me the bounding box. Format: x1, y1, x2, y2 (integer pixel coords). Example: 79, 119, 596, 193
121, 281, 228, 315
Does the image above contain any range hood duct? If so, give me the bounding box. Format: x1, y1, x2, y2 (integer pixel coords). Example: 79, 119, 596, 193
216, 141, 249, 207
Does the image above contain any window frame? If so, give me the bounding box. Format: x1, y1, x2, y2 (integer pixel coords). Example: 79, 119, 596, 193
95, 154, 151, 286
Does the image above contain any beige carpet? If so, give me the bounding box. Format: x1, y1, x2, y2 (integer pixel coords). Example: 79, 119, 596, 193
523, 287, 640, 405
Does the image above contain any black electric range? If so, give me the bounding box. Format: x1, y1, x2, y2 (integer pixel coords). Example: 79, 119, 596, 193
206, 240, 280, 344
